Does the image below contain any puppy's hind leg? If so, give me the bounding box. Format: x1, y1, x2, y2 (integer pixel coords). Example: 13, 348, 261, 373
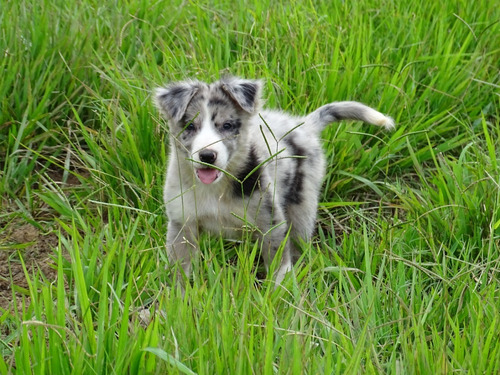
258, 207, 293, 287
262, 232, 293, 287
286, 204, 318, 263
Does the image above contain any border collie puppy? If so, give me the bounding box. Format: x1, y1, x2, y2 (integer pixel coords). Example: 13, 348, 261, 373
155, 77, 394, 289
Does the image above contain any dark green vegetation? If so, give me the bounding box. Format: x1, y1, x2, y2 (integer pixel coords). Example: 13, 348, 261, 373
1, 0, 499, 373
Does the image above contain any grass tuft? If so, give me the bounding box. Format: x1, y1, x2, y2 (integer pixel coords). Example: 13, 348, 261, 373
1, 0, 499, 373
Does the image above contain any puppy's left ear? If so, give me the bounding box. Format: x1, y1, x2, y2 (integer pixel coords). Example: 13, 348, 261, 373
221, 77, 262, 114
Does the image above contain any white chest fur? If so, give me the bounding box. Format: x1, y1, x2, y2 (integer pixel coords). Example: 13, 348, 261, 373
165, 182, 264, 238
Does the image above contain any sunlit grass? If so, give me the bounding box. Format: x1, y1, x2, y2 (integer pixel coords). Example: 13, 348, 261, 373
1, 0, 499, 373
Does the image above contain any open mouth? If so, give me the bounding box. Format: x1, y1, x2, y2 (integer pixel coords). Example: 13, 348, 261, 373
196, 168, 222, 184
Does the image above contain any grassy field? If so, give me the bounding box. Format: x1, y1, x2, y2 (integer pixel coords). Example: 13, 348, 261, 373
1, 0, 499, 373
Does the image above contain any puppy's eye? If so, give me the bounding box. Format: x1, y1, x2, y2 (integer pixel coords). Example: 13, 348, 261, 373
185, 123, 195, 131
222, 122, 232, 130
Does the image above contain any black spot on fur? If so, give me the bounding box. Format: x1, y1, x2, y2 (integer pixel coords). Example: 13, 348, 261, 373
319, 106, 337, 118
238, 83, 257, 109
233, 146, 262, 197
232, 118, 242, 129
232, 119, 242, 135
284, 137, 306, 205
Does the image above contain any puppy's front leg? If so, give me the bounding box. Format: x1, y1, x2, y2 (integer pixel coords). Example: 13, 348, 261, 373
166, 220, 198, 290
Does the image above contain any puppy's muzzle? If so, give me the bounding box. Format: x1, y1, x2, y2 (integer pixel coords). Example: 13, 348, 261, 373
196, 149, 221, 185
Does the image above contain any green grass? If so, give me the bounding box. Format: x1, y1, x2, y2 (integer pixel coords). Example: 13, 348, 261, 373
1, 0, 499, 373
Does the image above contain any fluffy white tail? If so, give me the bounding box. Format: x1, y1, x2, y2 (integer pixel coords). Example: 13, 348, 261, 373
305, 101, 395, 132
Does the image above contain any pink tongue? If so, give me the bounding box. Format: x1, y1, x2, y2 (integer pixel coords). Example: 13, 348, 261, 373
197, 168, 220, 184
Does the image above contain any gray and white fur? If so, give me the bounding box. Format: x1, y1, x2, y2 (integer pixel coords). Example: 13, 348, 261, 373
155, 77, 394, 289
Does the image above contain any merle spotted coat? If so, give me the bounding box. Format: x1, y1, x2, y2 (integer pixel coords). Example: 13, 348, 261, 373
155, 77, 394, 289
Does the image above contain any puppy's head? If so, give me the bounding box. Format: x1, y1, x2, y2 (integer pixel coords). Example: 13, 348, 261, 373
155, 77, 262, 185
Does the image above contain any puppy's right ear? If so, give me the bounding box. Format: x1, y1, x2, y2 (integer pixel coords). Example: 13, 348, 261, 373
154, 81, 199, 122
220, 77, 262, 114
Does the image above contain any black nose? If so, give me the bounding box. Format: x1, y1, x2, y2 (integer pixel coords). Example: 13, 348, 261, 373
199, 149, 217, 164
